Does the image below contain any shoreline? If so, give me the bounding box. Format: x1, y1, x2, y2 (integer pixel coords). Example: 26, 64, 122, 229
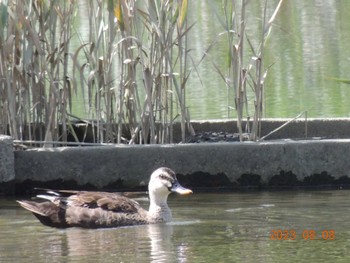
2, 118, 350, 195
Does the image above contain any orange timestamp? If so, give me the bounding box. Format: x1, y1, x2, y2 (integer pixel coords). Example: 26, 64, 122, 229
270, 229, 335, 240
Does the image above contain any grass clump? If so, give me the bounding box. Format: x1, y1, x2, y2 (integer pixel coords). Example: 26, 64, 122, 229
0, 0, 283, 145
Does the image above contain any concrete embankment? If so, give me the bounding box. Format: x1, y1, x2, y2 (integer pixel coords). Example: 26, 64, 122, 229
2, 118, 350, 195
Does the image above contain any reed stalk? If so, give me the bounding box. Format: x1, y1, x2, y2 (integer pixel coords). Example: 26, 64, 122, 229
208, 0, 283, 141
0, 0, 79, 146
1, 0, 285, 145
115, 0, 194, 144
0, 0, 194, 146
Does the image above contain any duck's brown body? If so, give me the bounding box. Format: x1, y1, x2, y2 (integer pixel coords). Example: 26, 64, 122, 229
18, 191, 150, 228
17, 167, 192, 228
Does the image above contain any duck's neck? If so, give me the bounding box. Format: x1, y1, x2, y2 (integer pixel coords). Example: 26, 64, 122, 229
148, 192, 172, 223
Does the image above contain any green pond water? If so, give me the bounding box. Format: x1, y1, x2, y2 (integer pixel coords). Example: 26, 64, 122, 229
185, 0, 350, 119
1, 190, 350, 262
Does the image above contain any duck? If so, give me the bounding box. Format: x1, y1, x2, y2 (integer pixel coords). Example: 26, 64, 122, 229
17, 167, 192, 228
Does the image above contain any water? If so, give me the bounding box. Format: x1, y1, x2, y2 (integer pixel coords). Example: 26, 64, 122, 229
1, 190, 350, 262
184, 0, 350, 119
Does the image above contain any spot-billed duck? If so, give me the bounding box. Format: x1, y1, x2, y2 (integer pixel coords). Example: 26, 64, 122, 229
17, 167, 192, 228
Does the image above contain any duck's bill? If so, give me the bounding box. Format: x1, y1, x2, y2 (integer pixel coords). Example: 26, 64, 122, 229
171, 183, 193, 195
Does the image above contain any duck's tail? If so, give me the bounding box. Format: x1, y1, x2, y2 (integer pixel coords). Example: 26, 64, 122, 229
17, 200, 47, 216
17, 200, 68, 228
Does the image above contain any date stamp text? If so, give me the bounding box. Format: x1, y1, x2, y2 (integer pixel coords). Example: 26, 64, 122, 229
270, 230, 335, 240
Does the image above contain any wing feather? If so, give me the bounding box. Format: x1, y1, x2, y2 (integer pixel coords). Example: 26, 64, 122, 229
68, 192, 141, 213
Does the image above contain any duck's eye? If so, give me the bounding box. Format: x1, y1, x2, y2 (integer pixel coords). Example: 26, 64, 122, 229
159, 174, 167, 180
159, 173, 174, 185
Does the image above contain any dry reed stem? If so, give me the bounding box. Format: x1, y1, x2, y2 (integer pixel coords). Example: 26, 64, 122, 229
1, 0, 281, 145
208, 0, 283, 141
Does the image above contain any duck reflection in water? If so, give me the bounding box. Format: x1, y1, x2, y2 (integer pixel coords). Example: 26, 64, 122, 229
59, 223, 188, 262
17, 167, 192, 228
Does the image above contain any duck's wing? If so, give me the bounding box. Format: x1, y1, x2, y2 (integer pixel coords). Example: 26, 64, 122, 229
64, 191, 150, 228
67, 191, 142, 213
34, 189, 143, 213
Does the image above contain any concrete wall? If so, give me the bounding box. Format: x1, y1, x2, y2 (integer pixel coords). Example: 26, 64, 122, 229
3, 119, 350, 195
8, 139, 350, 194
0, 135, 15, 195
0, 135, 15, 182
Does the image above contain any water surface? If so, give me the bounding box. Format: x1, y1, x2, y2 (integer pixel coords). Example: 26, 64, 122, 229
1, 190, 350, 262
185, 0, 350, 119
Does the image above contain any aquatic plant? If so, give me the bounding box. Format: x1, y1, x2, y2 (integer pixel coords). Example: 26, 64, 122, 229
113, 0, 194, 144
0, 0, 283, 145
0, 0, 194, 145
207, 0, 284, 141
0, 0, 78, 147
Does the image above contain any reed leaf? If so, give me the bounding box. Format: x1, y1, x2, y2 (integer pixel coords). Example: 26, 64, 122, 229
178, 0, 188, 29
327, 77, 350, 85
114, 0, 124, 31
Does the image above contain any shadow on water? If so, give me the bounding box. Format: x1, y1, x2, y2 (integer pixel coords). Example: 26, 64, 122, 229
1, 190, 350, 262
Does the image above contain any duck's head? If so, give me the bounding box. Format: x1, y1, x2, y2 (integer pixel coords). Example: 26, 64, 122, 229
148, 167, 193, 197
